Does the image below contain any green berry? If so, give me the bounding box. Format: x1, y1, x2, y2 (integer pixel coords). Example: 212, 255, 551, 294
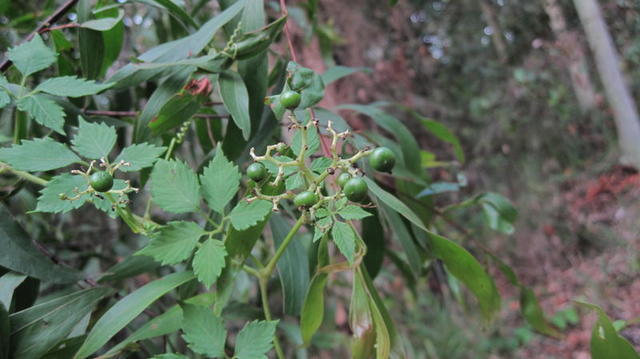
261, 177, 286, 196
89, 171, 114, 193
343, 177, 368, 202
336, 173, 351, 188
369, 147, 396, 173
294, 191, 319, 208
280, 90, 301, 109
247, 162, 267, 182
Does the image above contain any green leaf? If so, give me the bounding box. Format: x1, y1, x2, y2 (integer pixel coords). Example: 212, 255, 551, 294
271, 214, 309, 315
576, 302, 640, 359
417, 116, 465, 163
114, 143, 166, 172
234, 320, 279, 359
181, 304, 226, 357
0, 89, 10, 109
151, 354, 190, 359
321, 66, 370, 85
135, 66, 195, 141
78, 0, 104, 79
108, 0, 246, 87
338, 205, 372, 220
74, 271, 195, 359
0, 303, 8, 359
192, 239, 227, 288
7, 34, 56, 77
137, 221, 204, 265
149, 94, 200, 135
0, 272, 27, 309
151, 159, 201, 214
104, 293, 216, 356
285, 172, 305, 191
16, 95, 66, 134
0, 204, 81, 283
79, 9, 124, 31
71, 118, 117, 159
349, 269, 376, 359
339, 104, 421, 173
331, 221, 356, 264
10, 288, 111, 359
361, 212, 385, 279
35, 174, 89, 213
98, 255, 159, 283
478, 192, 518, 234
310, 157, 332, 174
229, 200, 272, 230
0, 138, 80, 172
218, 71, 251, 140
378, 204, 422, 276
363, 177, 426, 232
291, 126, 320, 157
137, 0, 197, 28
286, 62, 325, 109
300, 273, 328, 346
200, 149, 241, 214
431, 233, 501, 320
35, 76, 112, 97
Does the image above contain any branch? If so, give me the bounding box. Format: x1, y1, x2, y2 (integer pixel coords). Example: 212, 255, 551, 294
1, 0, 81, 72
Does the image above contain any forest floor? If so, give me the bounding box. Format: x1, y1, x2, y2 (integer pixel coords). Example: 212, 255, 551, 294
510, 165, 640, 358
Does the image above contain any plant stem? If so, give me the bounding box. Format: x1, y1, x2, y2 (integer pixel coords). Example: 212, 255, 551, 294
262, 215, 305, 277
0, 162, 48, 186
259, 277, 286, 359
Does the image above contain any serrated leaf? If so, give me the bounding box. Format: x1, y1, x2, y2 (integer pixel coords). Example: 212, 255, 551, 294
200, 149, 240, 214
291, 127, 320, 157
285, 172, 304, 191
0, 138, 80, 171
331, 221, 356, 264
218, 71, 251, 140
16, 95, 66, 134
310, 157, 332, 174
150, 159, 201, 214
7, 34, 56, 77
137, 221, 204, 265
181, 304, 226, 357
74, 271, 195, 359
192, 239, 227, 288
338, 205, 372, 220
71, 118, 117, 159
234, 320, 278, 359
35, 173, 90, 213
35, 76, 112, 97
114, 143, 166, 172
229, 200, 272, 230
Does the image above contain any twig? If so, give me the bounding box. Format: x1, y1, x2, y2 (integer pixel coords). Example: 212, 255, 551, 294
0, 0, 81, 72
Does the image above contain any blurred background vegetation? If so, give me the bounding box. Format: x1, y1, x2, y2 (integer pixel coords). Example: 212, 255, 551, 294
1, 0, 639, 357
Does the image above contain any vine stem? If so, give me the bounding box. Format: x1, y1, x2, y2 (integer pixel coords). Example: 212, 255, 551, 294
256, 214, 305, 359
0, 162, 48, 186
262, 215, 306, 277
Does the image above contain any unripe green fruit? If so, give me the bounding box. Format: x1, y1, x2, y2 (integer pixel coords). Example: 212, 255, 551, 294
280, 90, 301, 109
247, 162, 267, 182
369, 147, 396, 173
336, 173, 351, 188
89, 171, 114, 193
343, 177, 368, 202
261, 177, 286, 196
294, 191, 319, 208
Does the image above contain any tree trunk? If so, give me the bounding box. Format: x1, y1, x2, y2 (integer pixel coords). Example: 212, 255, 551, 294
479, 0, 508, 63
573, 0, 640, 169
543, 0, 598, 111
